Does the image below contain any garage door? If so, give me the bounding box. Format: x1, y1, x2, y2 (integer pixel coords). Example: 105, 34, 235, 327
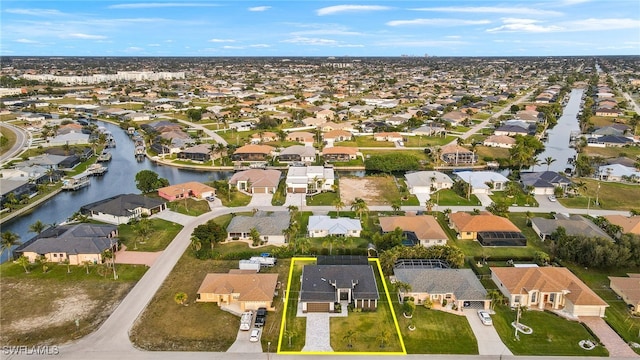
253, 187, 267, 194
463, 300, 486, 309
306, 302, 330, 312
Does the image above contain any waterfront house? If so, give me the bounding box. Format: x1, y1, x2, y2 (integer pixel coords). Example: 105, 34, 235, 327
232, 144, 274, 162
278, 145, 316, 164
177, 144, 211, 162
158, 181, 216, 201
321, 146, 358, 162
196, 270, 279, 312
491, 267, 608, 317
439, 144, 477, 165
80, 193, 167, 224
228, 169, 281, 194
520, 171, 571, 195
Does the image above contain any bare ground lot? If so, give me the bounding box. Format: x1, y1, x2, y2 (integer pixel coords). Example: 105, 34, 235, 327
0, 279, 133, 346
339, 176, 399, 206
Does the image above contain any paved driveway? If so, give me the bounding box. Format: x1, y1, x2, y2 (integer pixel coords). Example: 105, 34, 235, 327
114, 245, 162, 267
248, 193, 274, 207
227, 325, 263, 353
463, 309, 513, 356
151, 209, 195, 226
302, 313, 333, 352
581, 317, 639, 358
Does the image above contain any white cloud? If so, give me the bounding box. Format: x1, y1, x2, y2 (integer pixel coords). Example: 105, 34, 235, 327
291, 29, 363, 36
445, 35, 461, 39
249, 44, 270, 48
125, 46, 143, 51
15, 38, 39, 43
148, 43, 160, 47
316, 5, 390, 16
336, 44, 365, 48
410, 6, 562, 16
209, 38, 235, 43
387, 18, 490, 27
108, 3, 219, 9
223, 45, 244, 49
565, 18, 640, 31
487, 18, 563, 33
281, 37, 338, 46
5, 8, 68, 17
248, 6, 271, 12
66, 33, 108, 40
375, 39, 467, 47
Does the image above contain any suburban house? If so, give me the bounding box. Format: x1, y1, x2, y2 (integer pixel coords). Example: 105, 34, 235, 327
157, 181, 216, 201
177, 144, 212, 162
530, 214, 612, 241
228, 169, 281, 194
494, 124, 531, 136
441, 111, 469, 126
608, 274, 640, 313
196, 270, 279, 312
595, 108, 621, 117
404, 171, 454, 195
587, 135, 635, 148
598, 164, 640, 182
228, 121, 253, 132
483, 135, 516, 149
393, 265, 489, 310
285, 166, 335, 193
277, 145, 317, 164
16, 223, 118, 265
440, 144, 477, 165
226, 211, 290, 244
80, 193, 167, 224
520, 171, 571, 195
379, 215, 448, 247
16, 153, 69, 170
491, 267, 609, 317
300, 262, 379, 312
373, 132, 403, 142
307, 216, 362, 238
321, 146, 358, 162
603, 215, 640, 235
455, 171, 509, 194
449, 212, 526, 246
250, 131, 277, 144
322, 130, 353, 144
231, 144, 274, 162
286, 131, 315, 146
0, 179, 36, 208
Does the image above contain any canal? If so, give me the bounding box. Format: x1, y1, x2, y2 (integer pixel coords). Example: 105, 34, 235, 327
531, 88, 584, 173
1, 121, 230, 262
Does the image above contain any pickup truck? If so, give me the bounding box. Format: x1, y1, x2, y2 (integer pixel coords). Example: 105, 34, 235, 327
254, 307, 267, 327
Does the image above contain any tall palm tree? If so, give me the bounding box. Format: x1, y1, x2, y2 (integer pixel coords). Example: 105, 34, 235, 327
1, 231, 21, 261
543, 156, 556, 171
425, 199, 435, 214
333, 199, 345, 216
28, 220, 47, 234
350, 198, 369, 219
322, 235, 340, 255
294, 236, 310, 254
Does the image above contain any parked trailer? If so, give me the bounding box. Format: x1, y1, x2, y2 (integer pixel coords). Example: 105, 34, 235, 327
250, 256, 276, 267
239, 260, 261, 272
240, 311, 253, 331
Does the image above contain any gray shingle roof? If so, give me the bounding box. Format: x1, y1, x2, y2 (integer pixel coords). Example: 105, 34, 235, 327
226, 211, 290, 236
300, 265, 379, 302
394, 268, 487, 301
80, 194, 166, 216
531, 214, 612, 240
18, 223, 117, 255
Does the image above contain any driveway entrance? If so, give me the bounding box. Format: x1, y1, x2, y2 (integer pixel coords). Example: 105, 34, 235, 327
581, 317, 639, 358
463, 309, 513, 356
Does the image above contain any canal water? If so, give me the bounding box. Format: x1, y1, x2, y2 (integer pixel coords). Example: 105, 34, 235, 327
531, 88, 584, 173
1, 121, 230, 262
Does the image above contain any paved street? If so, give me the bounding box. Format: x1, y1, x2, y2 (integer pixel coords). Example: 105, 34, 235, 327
0, 122, 29, 164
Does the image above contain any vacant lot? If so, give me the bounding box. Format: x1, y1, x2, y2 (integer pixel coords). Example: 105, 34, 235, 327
0, 262, 145, 346
559, 178, 640, 211
339, 176, 400, 206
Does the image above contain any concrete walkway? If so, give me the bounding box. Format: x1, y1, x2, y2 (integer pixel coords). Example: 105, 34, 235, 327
581, 317, 639, 358
463, 309, 513, 356
476, 193, 493, 206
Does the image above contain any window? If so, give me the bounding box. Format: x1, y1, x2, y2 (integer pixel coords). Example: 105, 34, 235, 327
466, 232, 472, 236
530, 291, 537, 303
549, 293, 555, 302
53, 254, 58, 257
514, 295, 521, 303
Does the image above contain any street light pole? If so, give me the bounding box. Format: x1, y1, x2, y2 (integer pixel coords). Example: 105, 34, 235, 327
267, 341, 271, 360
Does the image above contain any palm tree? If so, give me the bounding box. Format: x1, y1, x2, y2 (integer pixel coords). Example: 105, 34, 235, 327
3, 193, 18, 211
29, 220, 47, 235
322, 235, 340, 255
377, 329, 390, 348
333, 199, 345, 216
133, 218, 153, 250
425, 199, 435, 214
284, 327, 297, 348
350, 198, 369, 219
542, 156, 556, 171
191, 237, 202, 252
293, 237, 311, 254
287, 205, 299, 220
394, 281, 412, 301
391, 200, 401, 214
343, 329, 356, 349
16, 255, 30, 273
1, 231, 21, 261
487, 289, 504, 310
174, 292, 188, 306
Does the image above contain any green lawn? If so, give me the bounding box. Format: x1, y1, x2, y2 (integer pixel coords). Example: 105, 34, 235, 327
218, 190, 252, 207
0, 127, 18, 153
492, 305, 608, 356
583, 145, 640, 159
306, 191, 339, 206
118, 218, 183, 252
280, 260, 310, 352
166, 198, 212, 216
397, 306, 477, 354
405, 135, 455, 147
433, 189, 481, 207
490, 191, 538, 207
271, 179, 287, 206
355, 136, 396, 147
559, 178, 640, 211
361, 149, 431, 162
475, 145, 511, 162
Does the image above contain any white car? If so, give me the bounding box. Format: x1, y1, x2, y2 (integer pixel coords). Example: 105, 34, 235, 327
249, 328, 261, 342
477, 310, 493, 326
548, 195, 557, 202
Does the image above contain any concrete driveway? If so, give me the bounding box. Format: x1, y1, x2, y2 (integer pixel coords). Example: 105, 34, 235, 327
302, 313, 333, 352
151, 209, 195, 226
227, 326, 263, 353
248, 193, 274, 207
463, 309, 513, 356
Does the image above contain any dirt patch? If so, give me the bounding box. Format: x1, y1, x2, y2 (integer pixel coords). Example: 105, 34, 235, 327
9, 291, 99, 332
339, 176, 398, 206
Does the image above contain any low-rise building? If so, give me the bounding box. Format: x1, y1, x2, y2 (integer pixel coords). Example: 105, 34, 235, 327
285, 166, 334, 193
449, 212, 526, 246
307, 216, 362, 237
379, 215, 447, 247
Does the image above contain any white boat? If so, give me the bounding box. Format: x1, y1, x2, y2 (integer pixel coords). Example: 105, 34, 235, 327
87, 163, 108, 176
62, 172, 91, 190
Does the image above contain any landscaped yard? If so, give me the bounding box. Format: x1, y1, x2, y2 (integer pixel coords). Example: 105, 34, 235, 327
404, 135, 455, 147
117, 218, 183, 252
166, 197, 212, 216
130, 251, 290, 352
0, 261, 146, 346
558, 178, 640, 211
306, 191, 339, 206
490, 190, 538, 207
397, 306, 477, 354
433, 189, 481, 207
492, 305, 608, 356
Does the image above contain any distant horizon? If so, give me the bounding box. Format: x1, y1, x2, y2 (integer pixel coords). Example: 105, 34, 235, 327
1, 1, 639, 57
2, 54, 639, 59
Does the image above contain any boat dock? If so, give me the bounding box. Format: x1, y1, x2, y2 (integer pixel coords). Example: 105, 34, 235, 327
87, 163, 108, 176
97, 150, 112, 162
61, 172, 91, 190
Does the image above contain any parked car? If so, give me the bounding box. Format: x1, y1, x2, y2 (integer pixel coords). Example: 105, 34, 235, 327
249, 328, 260, 342
255, 307, 267, 327
240, 311, 253, 331
477, 310, 493, 326
205, 196, 215, 202
548, 195, 557, 202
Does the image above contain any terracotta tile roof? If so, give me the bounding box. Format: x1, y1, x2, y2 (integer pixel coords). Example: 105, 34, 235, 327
603, 215, 640, 235
229, 169, 281, 188
491, 267, 608, 306
323, 130, 352, 139
608, 275, 640, 305
234, 144, 275, 154
450, 212, 520, 232
379, 215, 447, 240
158, 181, 215, 197
197, 272, 278, 302
321, 146, 357, 155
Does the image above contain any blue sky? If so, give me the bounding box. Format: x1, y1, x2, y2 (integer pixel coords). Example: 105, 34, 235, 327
1, 1, 639, 56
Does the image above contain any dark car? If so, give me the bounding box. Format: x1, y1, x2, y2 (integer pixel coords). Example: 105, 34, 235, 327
255, 307, 267, 327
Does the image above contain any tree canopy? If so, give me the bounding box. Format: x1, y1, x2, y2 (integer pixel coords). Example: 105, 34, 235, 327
135, 170, 170, 193
379, 245, 465, 274
190, 220, 227, 259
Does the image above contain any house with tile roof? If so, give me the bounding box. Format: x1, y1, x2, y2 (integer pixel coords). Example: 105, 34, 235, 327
226, 211, 289, 245
531, 214, 612, 241
228, 169, 281, 194
196, 270, 279, 312
603, 215, 640, 235
483, 135, 516, 149
373, 132, 403, 142
231, 144, 274, 162
307, 216, 362, 238
300, 264, 379, 312
322, 129, 352, 143
440, 144, 477, 165
80, 193, 167, 225
449, 212, 526, 246
394, 267, 489, 310
491, 267, 609, 317
250, 131, 278, 144
158, 181, 216, 201
321, 146, 358, 162
608, 274, 640, 314
379, 215, 448, 247
286, 131, 315, 146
